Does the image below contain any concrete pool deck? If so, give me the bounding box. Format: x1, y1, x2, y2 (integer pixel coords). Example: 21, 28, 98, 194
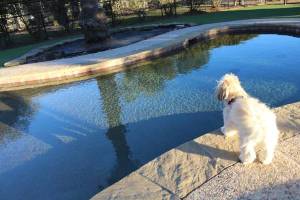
1, 18, 300, 91
92, 102, 300, 200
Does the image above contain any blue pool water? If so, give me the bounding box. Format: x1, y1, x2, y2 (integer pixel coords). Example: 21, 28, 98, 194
0, 34, 300, 200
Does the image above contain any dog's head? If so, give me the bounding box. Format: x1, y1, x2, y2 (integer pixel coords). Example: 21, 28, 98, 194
216, 73, 247, 101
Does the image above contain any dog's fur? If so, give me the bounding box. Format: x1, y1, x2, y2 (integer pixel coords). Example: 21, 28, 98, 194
216, 73, 279, 164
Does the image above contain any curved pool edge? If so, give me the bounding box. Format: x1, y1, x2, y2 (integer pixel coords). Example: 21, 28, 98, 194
0, 18, 300, 92
91, 102, 300, 200
3, 23, 193, 68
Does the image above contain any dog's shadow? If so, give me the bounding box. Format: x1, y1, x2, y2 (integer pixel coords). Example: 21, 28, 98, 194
176, 130, 240, 163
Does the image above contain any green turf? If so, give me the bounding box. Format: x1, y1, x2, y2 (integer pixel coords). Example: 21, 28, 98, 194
1, 4, 300, 67
0, 34, 81, 67
120, 4, 300, 26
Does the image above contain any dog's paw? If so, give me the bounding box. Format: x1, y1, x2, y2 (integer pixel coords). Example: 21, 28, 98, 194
239, 154, 256, 165
221, 127, 237, 138
259, 152, 274, 165
221, 126, 226, 135
261, 160, 272, 165
225, 131, 237, 138
261, 157, 273, 165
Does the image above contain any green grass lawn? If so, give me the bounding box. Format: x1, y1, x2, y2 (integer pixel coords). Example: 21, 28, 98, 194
0, 34, 81, 67
121, 4, 300, 26
1, 4, 300, 67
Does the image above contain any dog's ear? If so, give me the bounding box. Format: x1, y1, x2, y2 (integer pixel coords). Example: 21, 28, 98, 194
217, 82, 227, 101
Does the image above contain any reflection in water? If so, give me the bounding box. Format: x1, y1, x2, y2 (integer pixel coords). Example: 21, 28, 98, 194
0, 92, 34, 146
0, 92, 54, 177
0, 92, 34, 128
0, 34, 300, 200
96, 76, 137, 186
121, 34, 256, 102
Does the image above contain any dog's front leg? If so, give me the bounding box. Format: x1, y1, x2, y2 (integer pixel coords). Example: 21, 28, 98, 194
239, 141, 256, 164
221, 106, 237, 137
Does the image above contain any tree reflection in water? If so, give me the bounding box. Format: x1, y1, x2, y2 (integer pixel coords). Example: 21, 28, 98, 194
0, 92, 35, 144
120, 34, 257, 102
97, 76, 138, 186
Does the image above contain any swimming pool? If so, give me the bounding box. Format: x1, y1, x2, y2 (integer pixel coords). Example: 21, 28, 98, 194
0, 34, 300, 200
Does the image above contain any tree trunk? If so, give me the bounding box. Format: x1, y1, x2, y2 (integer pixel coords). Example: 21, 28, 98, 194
79, 0, 110, 43
234, 0, 238, 6
190, 0, 193, 12
70, 0, 80, 20
0, 5, 12, 47
46, 0, 70, 32
22, 1, 47, 40
103, 0, 116, 25
173, 0, 177, 16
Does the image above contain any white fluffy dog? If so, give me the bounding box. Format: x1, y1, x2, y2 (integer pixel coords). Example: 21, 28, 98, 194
216, 73, 279, 165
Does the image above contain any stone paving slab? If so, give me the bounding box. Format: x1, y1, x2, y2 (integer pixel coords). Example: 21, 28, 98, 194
1, 18, 300, 91
91, 172, 180, 200
185, 151, 300, 200
278, 135, 300, 165
274, 102, 300, 141
92, 102, 300, 200
137, 131, 240, 198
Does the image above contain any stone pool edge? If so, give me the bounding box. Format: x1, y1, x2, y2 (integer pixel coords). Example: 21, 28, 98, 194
91, 102, 300, 200
0, 18, 300, 91
3, 23, 192, 68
